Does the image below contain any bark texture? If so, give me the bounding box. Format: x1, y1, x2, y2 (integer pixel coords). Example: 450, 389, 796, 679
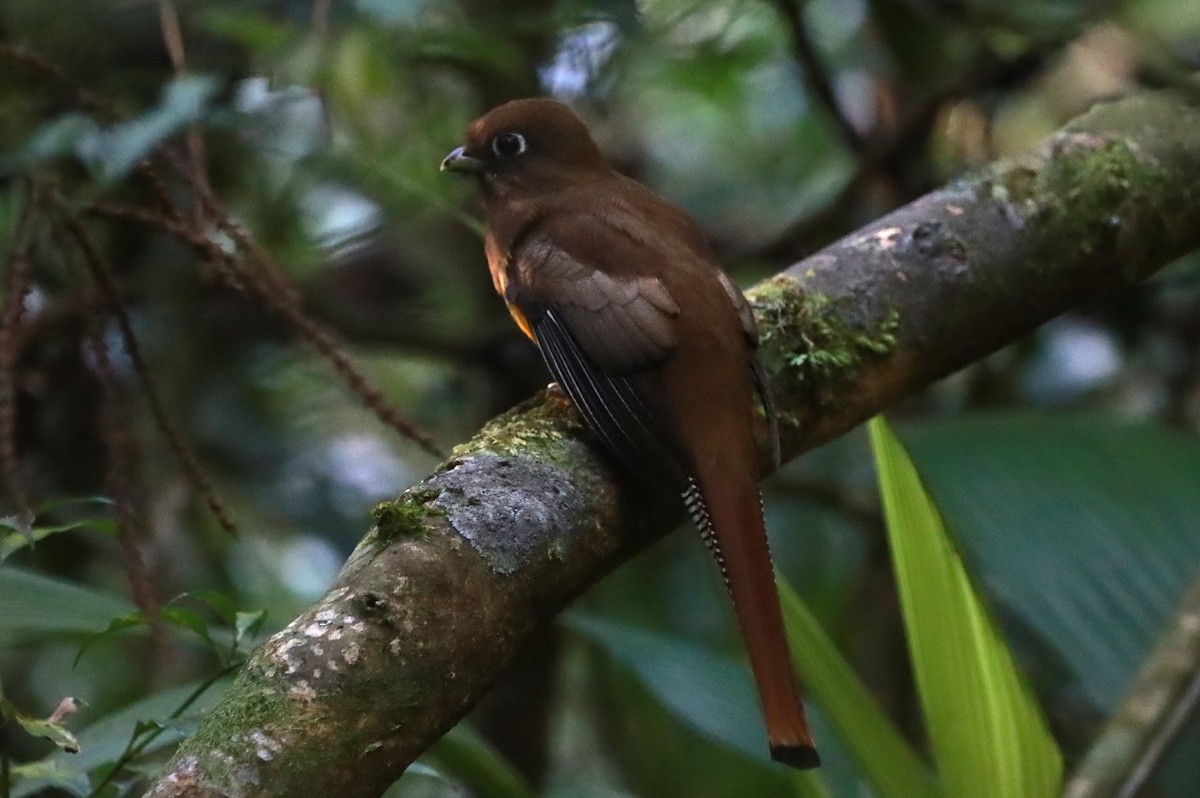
145, 90, 1200, 798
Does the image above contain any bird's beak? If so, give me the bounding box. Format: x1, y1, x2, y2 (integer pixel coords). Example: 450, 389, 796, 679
440, 146, 485, 174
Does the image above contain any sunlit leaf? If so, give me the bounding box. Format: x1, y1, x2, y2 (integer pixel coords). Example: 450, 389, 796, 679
898, 413, 1200, 711
777, 577, 940, 798
869, 416, 1062, 798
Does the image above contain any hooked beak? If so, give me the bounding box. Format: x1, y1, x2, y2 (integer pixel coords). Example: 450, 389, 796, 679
440, 146, 485, 174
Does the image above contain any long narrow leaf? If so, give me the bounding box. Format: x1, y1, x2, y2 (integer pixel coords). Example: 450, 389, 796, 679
567, 614, 829, 798
869, 416, 1062, 798
0, 568, 133, 639
777, 577, 940, 798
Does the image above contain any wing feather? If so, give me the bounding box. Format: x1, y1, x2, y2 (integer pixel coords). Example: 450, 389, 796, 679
517, 240, 680, 374
532, 307, 685, 487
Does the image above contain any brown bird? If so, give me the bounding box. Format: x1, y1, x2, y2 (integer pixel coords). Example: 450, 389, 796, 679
442, 97, 818, 769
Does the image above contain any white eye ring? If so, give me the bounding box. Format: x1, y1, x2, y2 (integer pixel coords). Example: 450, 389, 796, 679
492, 132, 527, 157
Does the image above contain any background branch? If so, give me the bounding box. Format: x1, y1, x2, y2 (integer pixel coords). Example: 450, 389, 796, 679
1064, 574, 1200, 798
142, 89, 1200, 798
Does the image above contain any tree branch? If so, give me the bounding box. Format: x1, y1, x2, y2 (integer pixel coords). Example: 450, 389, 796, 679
1063, 574, 1200, 798
145, 89, 1200, 798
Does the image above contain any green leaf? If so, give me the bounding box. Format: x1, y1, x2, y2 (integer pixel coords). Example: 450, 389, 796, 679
1, 517, 117, 562
898, 413, 1200, 711
869, 416, 1063, 798
0, 567, 133, 640
567, 614, 773, 762
1, 697, 80, 753
777, 577, 940, 798
160, 607, 216, 650
427, 723, 534, 798
567, 614, 829, 797
188, 590, 239, 628
10, 677, 233, 798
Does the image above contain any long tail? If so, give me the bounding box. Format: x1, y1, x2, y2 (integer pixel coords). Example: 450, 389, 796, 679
683, 470, 820, 769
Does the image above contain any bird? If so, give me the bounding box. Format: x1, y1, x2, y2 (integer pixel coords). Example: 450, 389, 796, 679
442, 97, 819, 769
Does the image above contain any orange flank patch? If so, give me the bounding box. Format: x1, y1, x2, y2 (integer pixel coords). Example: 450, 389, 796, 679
506, 302, 536, 344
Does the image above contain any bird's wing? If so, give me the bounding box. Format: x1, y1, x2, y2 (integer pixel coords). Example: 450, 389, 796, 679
504, 234, 688, 486
516, 236, 680, 374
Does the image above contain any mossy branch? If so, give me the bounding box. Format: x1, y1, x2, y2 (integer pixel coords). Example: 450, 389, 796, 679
145, 90, 1200, 798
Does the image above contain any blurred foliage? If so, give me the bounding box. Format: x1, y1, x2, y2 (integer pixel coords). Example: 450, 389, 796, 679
1, 0, 1200, 796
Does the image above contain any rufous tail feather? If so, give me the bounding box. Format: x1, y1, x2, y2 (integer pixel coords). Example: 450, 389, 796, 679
683, 474, 819, 769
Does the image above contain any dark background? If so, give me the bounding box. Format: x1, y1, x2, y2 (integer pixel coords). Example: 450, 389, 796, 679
2, 0, 1200, 795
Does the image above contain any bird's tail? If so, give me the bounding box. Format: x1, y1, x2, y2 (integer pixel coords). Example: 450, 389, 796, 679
683, 468, 820, 769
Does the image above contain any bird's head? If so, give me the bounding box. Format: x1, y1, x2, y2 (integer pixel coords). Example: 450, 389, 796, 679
441, 98, 608, 197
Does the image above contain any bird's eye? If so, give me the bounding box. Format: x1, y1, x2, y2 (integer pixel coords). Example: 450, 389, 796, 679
492, 132, 527, 158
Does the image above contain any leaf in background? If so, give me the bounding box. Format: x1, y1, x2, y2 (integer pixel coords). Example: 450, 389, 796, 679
0, 696, 80, 753
0, 568, 133, 640
567, 614, 770, 762
232, 79, 328, 160
897, 413, 1200, 712
1, 517, 117, 562
9, 677, 233, 798
566, 614, 831, 798
160, 606, 216, 650
425, 723, 534, 798
73, 612, 147, 667
542, 790, 646, 798
869, 416, 1063, 798
188, 590, 239, 628
776, 576, 939, 798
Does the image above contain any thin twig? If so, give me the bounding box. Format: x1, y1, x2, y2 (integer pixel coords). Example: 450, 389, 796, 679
157, 0, 187, 71
59, 208, 239, 538
0, 179, 41, 519
86, 195, 444, 458
79, 283, 160, 617
771, 0, 864, 155
156, 0, 211, 219
0, 43, 107, 112
155, 149, 444, 457
1065, 576, 1200, 798
754, 47, 1046, 262
1117, 667, 1200, 798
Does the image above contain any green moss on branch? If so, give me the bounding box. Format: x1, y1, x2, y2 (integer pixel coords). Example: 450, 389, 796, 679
750, 274, 900, 409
